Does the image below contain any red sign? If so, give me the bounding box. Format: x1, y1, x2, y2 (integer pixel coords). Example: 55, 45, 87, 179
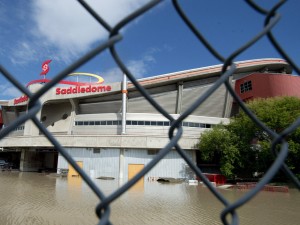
14, 95, 29, 105
56, 85, 112, 95
40, 59, 52, 76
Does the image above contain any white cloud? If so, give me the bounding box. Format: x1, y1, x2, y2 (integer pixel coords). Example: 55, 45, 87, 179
101, 48, 158, 83
0, 84, 22, 99
31, 0, 149, 60
102, 67, 123, 83
10, 42, 38, 65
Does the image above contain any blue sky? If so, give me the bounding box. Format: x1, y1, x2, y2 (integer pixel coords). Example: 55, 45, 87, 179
0, 0, 299, 99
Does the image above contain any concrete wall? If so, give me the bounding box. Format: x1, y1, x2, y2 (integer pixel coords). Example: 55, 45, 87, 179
40, 101, 72, 134
57, 147, 195, 181
123, 149, 195, 180
57, 147, 120, 179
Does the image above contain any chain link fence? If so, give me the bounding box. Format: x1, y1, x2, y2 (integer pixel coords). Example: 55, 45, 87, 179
1, 0, 299, 224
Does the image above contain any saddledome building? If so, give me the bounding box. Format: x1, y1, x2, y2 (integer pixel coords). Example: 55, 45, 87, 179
0, 58, 298, 181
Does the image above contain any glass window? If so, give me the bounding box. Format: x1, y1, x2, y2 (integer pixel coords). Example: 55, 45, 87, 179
147, 149, 158, 155
126, 120, 132, 125
95, 121, 100, 125
89, 121, 95, 125
157, 121, 164, 126
150, 121, 157, 126
113, 121, 118, 125
183, 122, 189, 127
137, 121, 144, 125
107, 121, 113, 125
240, 80, 252, 93
132, 121, 138, 125
145, 121, 150, 125
240, 83, 245, 93
83, 121, 89, 125
93, 148, 101, 154
100, 121, 106, 125
163, 121, 170, 126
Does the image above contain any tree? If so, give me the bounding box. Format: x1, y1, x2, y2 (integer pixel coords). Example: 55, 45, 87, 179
197, 96, 300, 179
196, 125, 240, 177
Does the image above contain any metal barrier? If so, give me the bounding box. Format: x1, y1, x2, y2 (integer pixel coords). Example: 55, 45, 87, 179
0, 1, 299, 224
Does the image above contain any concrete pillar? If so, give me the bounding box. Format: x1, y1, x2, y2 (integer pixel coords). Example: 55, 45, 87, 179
19, 149, 26, 172
68, 99, 79, 134
1, 107, 8, 128
14, 107, 19, 118
24, 110, 41, 136
119, 148, 125, 180
121, 74, 127, 134
222, 77, 234, 118
176, 81, 183, 114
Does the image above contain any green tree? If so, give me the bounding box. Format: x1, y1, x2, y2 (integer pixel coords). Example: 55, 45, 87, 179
197, 125, 240, 177
197, 96, 300, 179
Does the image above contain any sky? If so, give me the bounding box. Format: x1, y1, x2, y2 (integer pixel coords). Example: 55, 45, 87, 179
0, 0, 299, 100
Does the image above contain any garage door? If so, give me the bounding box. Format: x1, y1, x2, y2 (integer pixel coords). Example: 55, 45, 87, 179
68, 161, 83, 178
128, 164, 144, 190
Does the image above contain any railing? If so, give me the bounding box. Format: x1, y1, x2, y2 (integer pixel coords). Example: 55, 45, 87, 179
0, 1, 299, 225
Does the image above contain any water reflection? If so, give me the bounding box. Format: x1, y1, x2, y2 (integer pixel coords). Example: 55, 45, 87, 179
0, 172, 299, 225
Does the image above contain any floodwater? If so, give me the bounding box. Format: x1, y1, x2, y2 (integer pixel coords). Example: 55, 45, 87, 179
0, 172, 299, 225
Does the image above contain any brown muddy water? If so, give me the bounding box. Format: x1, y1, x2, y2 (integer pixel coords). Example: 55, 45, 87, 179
0, 172, 299, 225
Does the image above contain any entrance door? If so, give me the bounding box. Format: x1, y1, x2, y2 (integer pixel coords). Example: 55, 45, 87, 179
128, 164, 144, 190
68, 161, 83, 178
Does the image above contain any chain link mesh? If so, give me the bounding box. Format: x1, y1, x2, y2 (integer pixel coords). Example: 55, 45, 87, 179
0, 0, 299, 224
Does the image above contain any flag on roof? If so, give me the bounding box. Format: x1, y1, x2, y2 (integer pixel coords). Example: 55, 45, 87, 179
40, 59, 52, 76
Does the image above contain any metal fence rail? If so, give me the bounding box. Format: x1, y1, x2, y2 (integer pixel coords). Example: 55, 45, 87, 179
1, 0, 299, 224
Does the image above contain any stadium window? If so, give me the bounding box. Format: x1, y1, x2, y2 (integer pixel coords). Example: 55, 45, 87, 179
107, 121, 113, 125
183, 122, 189, 127
147, 149, 159, 155
126, 120, 132, 125
132, 121, 138, 125
95, 121, 100, 125
145, 121, 150, 125
190, 122, 199, 127
150, 121, 157, 126
89, 121, 95, 125
157, 121, 164, 126
240, 83, 245, 93
100, 121, 106, 125
163, 121, 170, 126
112, 121, 118, 125
138, 121, 144, 125
93, 148, 101, 154
246, 81, 252, 91
83, 121, 89, 125
240, 80, 252, 93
